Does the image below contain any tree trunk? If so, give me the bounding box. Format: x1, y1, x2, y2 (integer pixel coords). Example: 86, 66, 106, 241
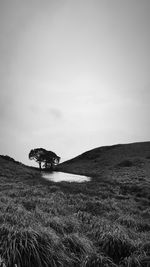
39, 161, 41, 170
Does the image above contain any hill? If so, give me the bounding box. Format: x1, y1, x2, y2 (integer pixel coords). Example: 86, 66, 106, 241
57, 141, 150, 177
0, 142, 150, 266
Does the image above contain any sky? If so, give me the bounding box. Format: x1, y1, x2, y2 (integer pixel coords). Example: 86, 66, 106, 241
0, 0, 150, 165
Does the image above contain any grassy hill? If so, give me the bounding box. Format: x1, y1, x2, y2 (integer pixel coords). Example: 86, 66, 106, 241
0, 141, 150, 266
57, 141, 150, 176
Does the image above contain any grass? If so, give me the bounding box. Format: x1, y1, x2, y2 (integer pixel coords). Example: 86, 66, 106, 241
0, 141, 150, 266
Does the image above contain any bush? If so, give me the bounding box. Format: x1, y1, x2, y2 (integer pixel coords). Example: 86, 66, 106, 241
117, 160, 133, 167
22, 200, 36, 211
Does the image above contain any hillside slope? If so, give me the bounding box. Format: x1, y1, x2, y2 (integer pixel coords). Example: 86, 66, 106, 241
57, 141, 150, 176
0, 144, 150, 266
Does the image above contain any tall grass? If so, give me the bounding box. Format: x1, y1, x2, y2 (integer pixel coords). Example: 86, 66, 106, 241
120, 253, 150, 267
0, 154, 150, 266
99, 226, 135, 263
82, 253, 118, 267
0, 225, 71, 267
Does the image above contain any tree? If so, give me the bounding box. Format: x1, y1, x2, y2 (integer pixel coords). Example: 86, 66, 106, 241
29, 148, 60, 170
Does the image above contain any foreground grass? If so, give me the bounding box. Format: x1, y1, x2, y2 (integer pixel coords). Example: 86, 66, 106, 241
0, 150, 150, 267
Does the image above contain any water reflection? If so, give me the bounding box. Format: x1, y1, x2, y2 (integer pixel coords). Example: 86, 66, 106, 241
42, 171, 90, 183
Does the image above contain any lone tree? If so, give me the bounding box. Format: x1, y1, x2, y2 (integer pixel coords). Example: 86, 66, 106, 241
29, 148, 60, 170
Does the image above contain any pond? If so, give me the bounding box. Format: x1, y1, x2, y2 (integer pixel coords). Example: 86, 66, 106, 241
42, 171, 91, 183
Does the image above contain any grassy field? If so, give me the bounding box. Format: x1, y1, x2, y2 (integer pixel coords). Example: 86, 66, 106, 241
0, 142, 150, 266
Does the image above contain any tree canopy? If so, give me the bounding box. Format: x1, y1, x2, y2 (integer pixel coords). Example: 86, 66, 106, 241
29, 148, 60, 170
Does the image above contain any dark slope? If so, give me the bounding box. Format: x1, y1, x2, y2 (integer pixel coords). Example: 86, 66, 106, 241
0, 155, 32, 169
57, 141, 150, 176
0, 155, 44, 187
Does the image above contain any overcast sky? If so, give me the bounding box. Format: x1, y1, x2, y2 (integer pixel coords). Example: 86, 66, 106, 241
0, 0, 150, 165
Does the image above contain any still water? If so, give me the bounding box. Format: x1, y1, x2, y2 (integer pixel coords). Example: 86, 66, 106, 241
42, 171, 90, 183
